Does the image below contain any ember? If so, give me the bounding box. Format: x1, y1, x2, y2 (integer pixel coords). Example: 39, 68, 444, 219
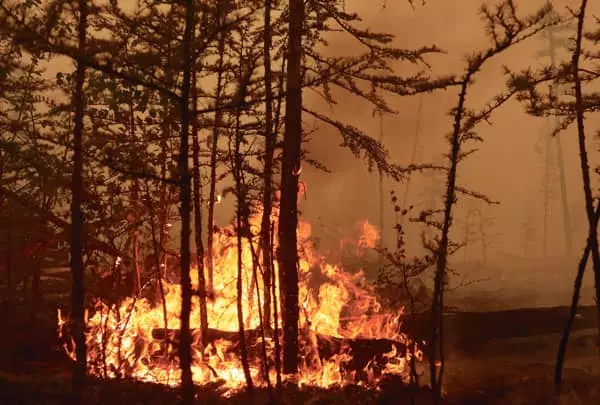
58, 211, 421, 395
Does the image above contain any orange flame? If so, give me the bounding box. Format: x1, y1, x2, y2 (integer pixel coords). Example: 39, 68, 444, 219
356, 220, 380, 251
59, 208, 420, 394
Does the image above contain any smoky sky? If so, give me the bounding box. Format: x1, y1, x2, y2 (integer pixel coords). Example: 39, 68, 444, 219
301, 0, 600, 263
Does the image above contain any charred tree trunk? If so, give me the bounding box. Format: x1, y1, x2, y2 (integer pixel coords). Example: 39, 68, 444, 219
271, 221, 282, 389
133, 217, 141, 292
158, 106, 170, 279
178, 1, 195, 403
192, 68, 209, 346
248, 240, 272, 387
5, 203, 13, 319
71, 0, 88, 402
260, 0, 275, 334
143, 181, 170, 336
570, 0, 600, 343
206, 29, 226, 294
158, 38, 175, 279
556, 201, 600, 387
557, 0, 600, 389
277, 0, 304, 375
158, 133, 170, 279
232, 51, 254, 392
236, 203, 254, 391
246, 262, 256, 327
430, 76, 471, 404
129, 97, 141, 293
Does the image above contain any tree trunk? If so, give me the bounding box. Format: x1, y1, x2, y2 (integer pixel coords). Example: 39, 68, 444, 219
5, 202, 13, 320
178, 1, 195, 403
556, 200, 600, 388
232, 54, 254, 391
192, 68, 209, 347
206, 29, 226, 294
271, 221, 282, 389
247, 239, 272, 387
158, 111, 170, 279
158, 152, 169, 278
236, 204, 254, 391
71, 0, 88, 402
463, 211, 470, 263
277, 0, 304, 375
132, 194, 141, 293
430, 77, 471, 404
158, 40, 174, 280
569, 0, 600, 357
143, 181, 170, 337
129, 97, 141, 293
260, 0, 275, 334
478, 210, 487, 264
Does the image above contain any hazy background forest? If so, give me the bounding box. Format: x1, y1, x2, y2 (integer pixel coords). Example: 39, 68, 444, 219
302, 0, 600, 307
302, 0, 591, 250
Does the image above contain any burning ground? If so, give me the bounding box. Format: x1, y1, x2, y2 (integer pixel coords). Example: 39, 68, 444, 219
56, 212, 422, 396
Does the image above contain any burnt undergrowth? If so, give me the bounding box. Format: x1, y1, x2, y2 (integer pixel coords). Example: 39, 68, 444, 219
1, 354, 599, 405
1, 304, 599, 405
0, 368, 448, 405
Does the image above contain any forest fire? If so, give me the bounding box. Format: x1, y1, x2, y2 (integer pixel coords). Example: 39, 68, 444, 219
58, 213, 421, 395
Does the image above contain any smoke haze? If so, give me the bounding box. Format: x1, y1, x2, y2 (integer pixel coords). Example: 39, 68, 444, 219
300, 0, 600, 306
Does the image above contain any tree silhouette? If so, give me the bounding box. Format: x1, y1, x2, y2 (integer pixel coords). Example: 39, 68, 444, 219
505, 0, 600, 389
428, 3, 556, 402
71, 0, 88, 402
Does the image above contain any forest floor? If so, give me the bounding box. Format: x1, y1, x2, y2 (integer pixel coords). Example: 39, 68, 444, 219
443, 330, 600, 405
0, 351, 598, 405
0, 323, 598, 404
1, 290, 599, 404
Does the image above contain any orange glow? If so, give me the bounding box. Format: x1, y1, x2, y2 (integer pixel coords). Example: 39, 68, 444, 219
59, 205, 419, 395
356, 220, 380, 251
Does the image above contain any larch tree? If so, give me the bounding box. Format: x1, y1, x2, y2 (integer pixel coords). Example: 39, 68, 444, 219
177, 0, 195, 402
504, 0, 600, 389
425, 3, 556, 402
205, 1, 229, 296
260, 0, 276, 337
278, 0, 304, 375
568, 0, 600, 349
71, 0, 88, 401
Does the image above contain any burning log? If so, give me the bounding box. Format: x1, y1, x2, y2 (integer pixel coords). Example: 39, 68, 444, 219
151, 327, 408, 379
152, 327, 260, 344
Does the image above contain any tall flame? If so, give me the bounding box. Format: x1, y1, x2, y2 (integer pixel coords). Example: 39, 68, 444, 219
59, 209, 420, 394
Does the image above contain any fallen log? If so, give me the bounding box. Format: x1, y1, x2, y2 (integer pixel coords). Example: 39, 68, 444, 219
151, 327, 408, 379
152, 327, 263, 344
401, 305, 599, 353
